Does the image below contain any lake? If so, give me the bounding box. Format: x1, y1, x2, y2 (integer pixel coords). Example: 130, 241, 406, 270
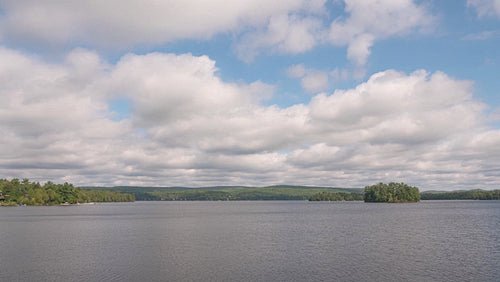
0, 201, 498, 281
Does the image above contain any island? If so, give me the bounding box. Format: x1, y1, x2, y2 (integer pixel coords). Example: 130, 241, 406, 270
0, 179, 134, 206
364, 182, 420, 203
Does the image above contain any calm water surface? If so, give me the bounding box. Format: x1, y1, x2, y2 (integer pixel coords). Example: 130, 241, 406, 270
0, 201, 498, 281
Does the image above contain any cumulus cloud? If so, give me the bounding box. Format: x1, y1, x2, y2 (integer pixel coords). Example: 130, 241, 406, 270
346, 34, 374, 66
330, 0, 434, 66
287, 64, 329, 93
301, 71, 330, 94
0, 47, 133, 184
307, 70, 485, 145
291, 70, 498, 188
467, 0, 500, 18
1, 47, 498, 189
286, 64, 365, 93
0, 0, 318, 48
236, 0, 435, 65
0, 48, 305, 186
235, 13, 325, 62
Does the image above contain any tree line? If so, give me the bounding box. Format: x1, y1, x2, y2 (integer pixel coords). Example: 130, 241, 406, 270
421, 189, 500, 200
309, 192, 364, 201
2, 179, 496, 204
0, 179, 134, 206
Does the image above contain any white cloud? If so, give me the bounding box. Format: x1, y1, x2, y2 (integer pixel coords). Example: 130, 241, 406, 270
1, 47, 498, 189
330, 0, 435, 66
0, 48, 307, 185
301, 71, 330, 94
287, 64, 330, 93
292, 69, 498, 188
235, 13, 325, 62
346, 34, 374, 66
0, 0, 316, 48
308, 70, 484, 143
468, 0, 500, 18
236, 0, 435, 65
287, 64, 367, 93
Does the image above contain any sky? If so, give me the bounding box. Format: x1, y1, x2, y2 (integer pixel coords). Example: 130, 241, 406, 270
0, 0, 499, 190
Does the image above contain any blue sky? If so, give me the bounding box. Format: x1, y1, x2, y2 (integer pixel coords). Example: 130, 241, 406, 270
0, 0, 499, 189
158, 1, 500, 105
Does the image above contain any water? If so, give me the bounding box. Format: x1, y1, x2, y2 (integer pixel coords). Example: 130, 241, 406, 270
0, 201, 498, 281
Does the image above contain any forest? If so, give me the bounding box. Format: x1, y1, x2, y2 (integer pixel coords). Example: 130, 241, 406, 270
0, 179, 134, 206
364, 182, 420, 203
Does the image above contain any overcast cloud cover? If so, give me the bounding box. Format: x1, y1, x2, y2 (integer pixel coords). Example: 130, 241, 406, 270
0, 0, 499, 190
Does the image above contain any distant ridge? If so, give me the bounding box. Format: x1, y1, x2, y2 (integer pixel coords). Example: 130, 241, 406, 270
83, 185, 362, 191
421, 189, 490, 194
81, 185, 364, 201
77, 185, 500, 201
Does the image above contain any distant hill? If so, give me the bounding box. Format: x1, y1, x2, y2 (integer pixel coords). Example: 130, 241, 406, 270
420, 189, 500, 200
82, 185, 364, 201
420, 190, 469, 194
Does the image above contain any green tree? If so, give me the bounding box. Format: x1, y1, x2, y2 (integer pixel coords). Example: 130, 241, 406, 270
364, 182, 420, 203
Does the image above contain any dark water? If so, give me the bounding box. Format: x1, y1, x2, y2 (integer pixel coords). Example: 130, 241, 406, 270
0, 201, 498, 282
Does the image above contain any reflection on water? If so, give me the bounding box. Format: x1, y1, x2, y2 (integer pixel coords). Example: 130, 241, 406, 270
0, 201, 499, 281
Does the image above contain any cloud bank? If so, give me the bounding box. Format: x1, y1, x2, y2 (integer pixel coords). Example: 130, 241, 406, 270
1, 47, 498, 189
